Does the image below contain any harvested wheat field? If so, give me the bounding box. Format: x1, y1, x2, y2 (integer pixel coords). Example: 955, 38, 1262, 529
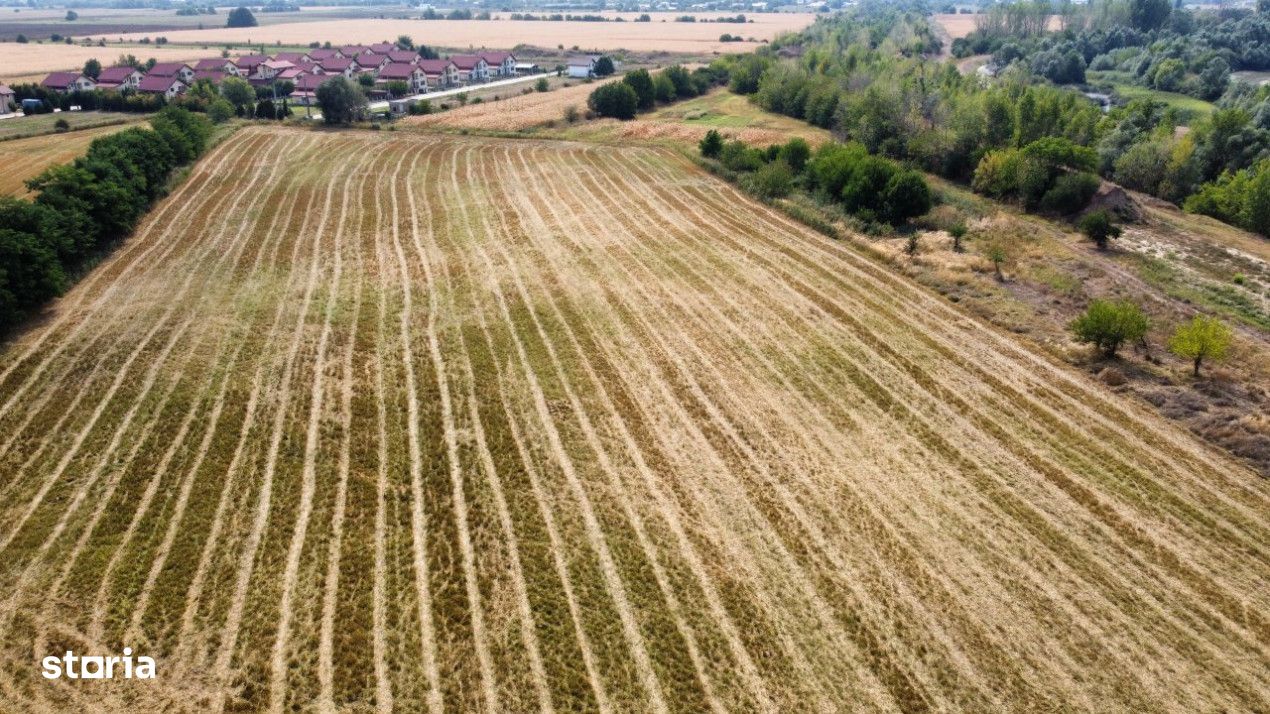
407, 79, 620, 131
114, 12, 815, 54
0, 125, 1267, 713
0, 121, 141, 197
0, 44, 247, 83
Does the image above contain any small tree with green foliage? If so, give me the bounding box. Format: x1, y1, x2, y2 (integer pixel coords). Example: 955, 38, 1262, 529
594, 56, 615, 77
1070, 298, 1150, 358
1168, 315, 1232, 376
699, 129, 723, 159
1078, 209, 1122, 250
622, 68, 655, 111
587, 82, 637, 119
220, 76, 255, 116
534, 77, 549, 92
208, 98, 235, 123
949, 222, 967, 252
82, 58, 101, 80
316, 76, 367, 125
987, 244, 1007, 280
226, 6, 257, 28
745, 159, 793, 198
778, 137, 810, 173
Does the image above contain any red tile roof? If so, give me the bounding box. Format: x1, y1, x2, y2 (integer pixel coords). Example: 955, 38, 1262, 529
193, 58, 230, 71
41, 72, 82, 88
192, 70, 226, 83
295, 74, 329, 91
417, 59, 456, 75
359, 52, 389, 67
339, 45, 369, 56
307, 48, 341, 60
137, 75, 183, 93
96, 66, 139, 83
272, 52, 309, 63
319, 58, 356, 72
368, 42, 394, 53
385, 50, 419, 64
235, 54, 268, 70
479, 51, 514, 65
449, 55, 485, 70
376, 63, 420, 80
148, 62, 191, 77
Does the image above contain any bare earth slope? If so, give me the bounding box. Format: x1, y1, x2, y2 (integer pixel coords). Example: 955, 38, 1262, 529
0, 126, 1265, 712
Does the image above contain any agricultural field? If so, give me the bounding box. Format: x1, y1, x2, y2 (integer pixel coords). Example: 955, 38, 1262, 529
0, 5, 404, 40
0, 125, 1266, 712
112, 12, 816, 54
1088, 71, 1215, 122
0, 110, 136, 141
406, 77, 621, 131
0, 43, 247, 85
0, 120, 141, 196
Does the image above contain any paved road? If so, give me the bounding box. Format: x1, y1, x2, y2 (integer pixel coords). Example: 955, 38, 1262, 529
368, 72, 552, 111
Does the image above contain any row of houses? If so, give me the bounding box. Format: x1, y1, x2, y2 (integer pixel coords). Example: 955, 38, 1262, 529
36, 45, 533, 105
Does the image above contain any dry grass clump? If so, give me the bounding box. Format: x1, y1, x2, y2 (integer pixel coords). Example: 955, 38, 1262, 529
406, 79, 617, 131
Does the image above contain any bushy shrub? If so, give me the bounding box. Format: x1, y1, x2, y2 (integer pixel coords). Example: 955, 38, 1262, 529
587, 82, 638, 119
745, 159, 794, 198
1039, 172, 1100, 213
1069, 298, 1149, 357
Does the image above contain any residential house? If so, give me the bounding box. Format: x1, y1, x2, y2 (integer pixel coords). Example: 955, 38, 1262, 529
514, 61, 541, 75
566, 55, 600, 79
147, 62, 195, 84
339, 45, 369, 58
191, 69, 227, 85
136, 75, 187, 99
256, 60, 295, 80
40, 72, 96, 93
234, 54, 269, 77
376, 63, 428, 94
417, 59, 460, 89
193, 58, 239, 76
273, 51, 310, 64
357, 52, 391, 72
450, 55, 490, 84
479, 51, 516, 77
94, 66, 144, 90
0, 84, 14, 114
385, 50, 420, 65
307, 47, 343, 62
275, 66, 308, 83
318, 57, 359, 78
368, 42, 395, 54
291, 73, 328, 105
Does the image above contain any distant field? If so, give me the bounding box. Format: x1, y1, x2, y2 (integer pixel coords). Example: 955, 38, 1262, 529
0, 110, 136, 141
0, 120, 140, 196
0, 43, 246, 84
407, 76, 622, 130
0, 4, 400, 40
112, 12, 816, 54
0, 125, 1266, 712
933, 12, 1061, 39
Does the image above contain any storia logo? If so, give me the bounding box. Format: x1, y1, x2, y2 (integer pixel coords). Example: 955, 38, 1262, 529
41, 649, 156, 680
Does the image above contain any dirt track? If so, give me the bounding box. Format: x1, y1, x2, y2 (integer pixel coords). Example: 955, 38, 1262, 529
0, 126, 1266, 712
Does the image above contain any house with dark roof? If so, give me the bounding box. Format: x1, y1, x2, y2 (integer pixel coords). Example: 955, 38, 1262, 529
191, 69, 227, 85
234, 54, 269, 76
417, 59, 460, 88
307, 47, 343, 61
147, 62, 195, 84
41, 72, 96, 93
357, 53, 391, 72
272, 51, 310, 64
479, 51, 516, 77
256, 59, 295, 80
95, 66, 144, 90
339, 45, 369, 57
291, 73, 330, 105
376, 62, 427, 93
318, 57, 359, 77
0, 84, 15, 114
385, 50, 420, 65
136, 75, 186, 98
368, 42, 395, 54
193, 58, 239, 76
449, 55, 489, 84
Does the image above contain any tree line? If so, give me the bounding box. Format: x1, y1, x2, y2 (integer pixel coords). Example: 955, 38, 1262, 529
0, 107, 213, 335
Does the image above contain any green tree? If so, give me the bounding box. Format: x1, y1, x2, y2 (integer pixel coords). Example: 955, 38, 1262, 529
622, 69, 655, 111
1129, 0, 1171, 31
594, 56, 616, 77
699, 129, 723, 158
1168, 315, 1232, 376
357, 73, 375, 88
220, 76, 255, 116
745, 159, 793, 198
653, 73, 676, 103
396, 35, 414, 50
1069, 299, 1150, 358
208, 98, 235, 123
587, 82, 638, 119
881, 170, 932, 224
226, 6, 257, 28
82, 58, 101, 80
778, 137, 811, 173
316, 76, 368, 125
65, 10, 77, 20
534, 77, 549, 92
387, 80, 409, 98
1078, 209, 1122, 250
